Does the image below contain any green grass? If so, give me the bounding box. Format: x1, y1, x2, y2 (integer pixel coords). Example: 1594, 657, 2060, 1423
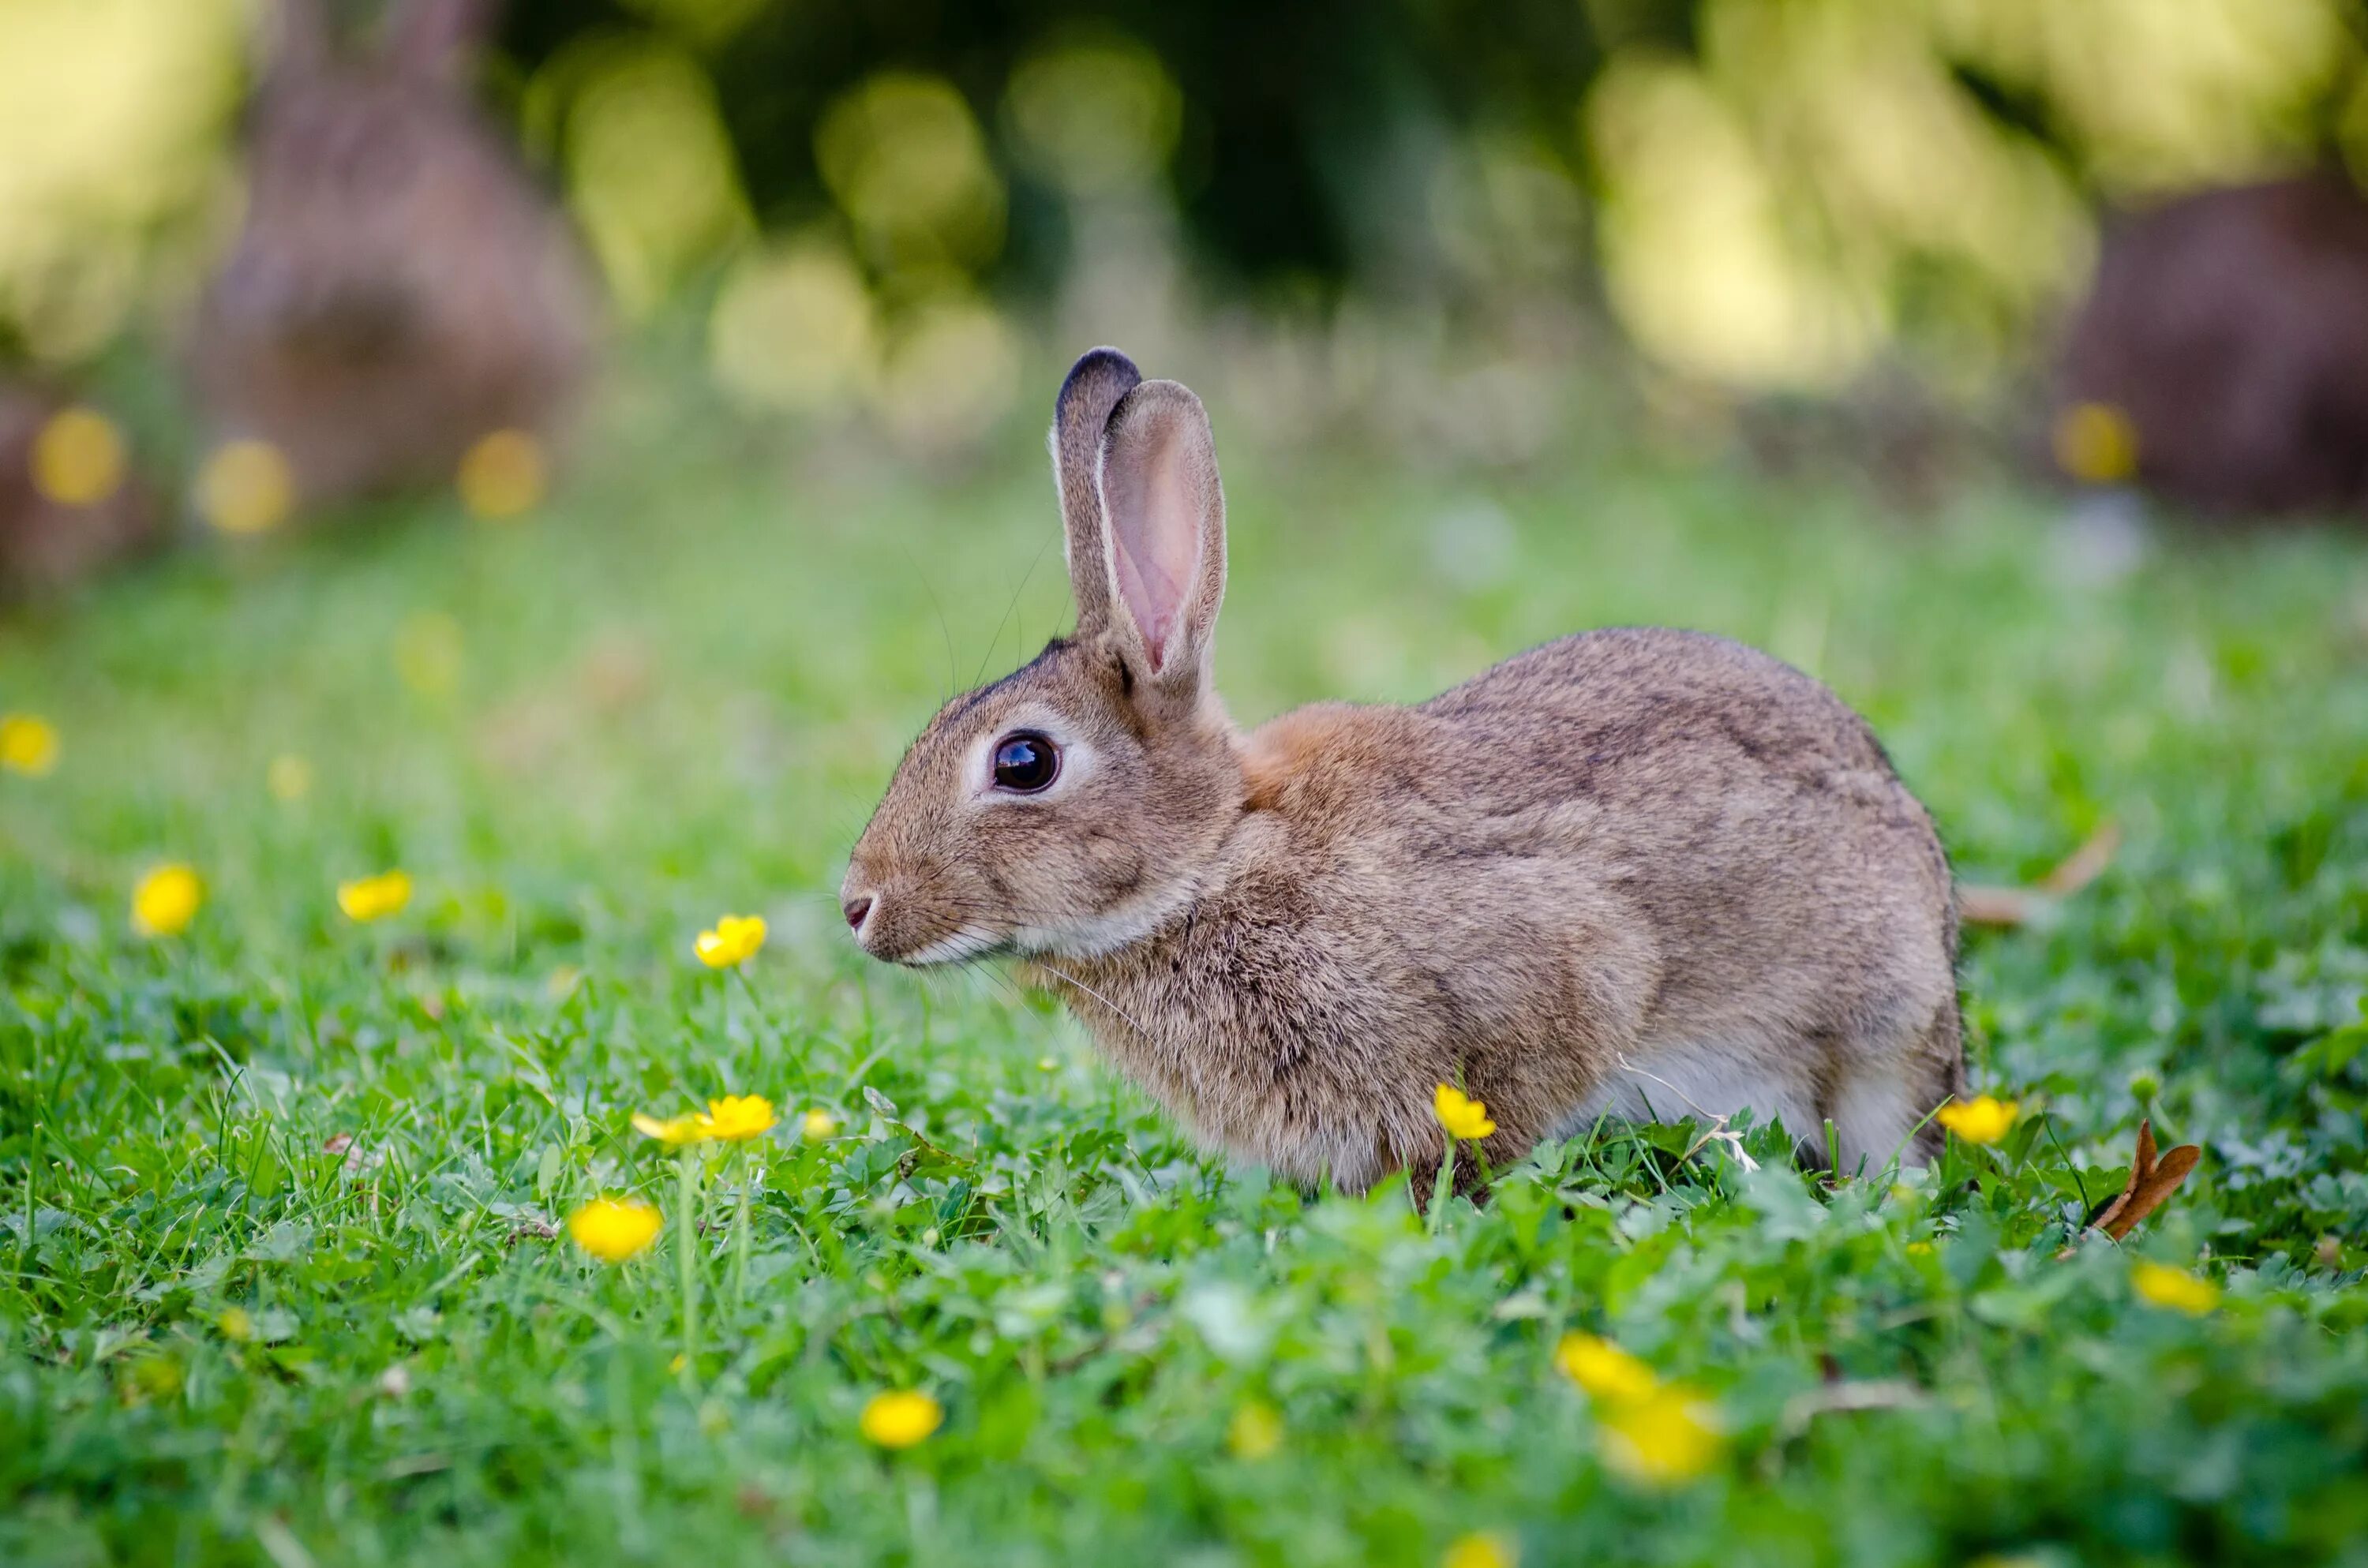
4, 382, 2366, 1567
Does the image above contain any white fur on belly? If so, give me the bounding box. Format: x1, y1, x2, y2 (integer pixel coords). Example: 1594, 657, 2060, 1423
1560, 1039, 1822, 1150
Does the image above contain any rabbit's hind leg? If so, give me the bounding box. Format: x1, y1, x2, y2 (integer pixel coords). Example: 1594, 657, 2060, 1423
1831, 996, 1963, 1173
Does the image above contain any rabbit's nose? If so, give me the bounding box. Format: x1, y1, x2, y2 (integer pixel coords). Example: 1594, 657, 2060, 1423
841, 895, 874, 932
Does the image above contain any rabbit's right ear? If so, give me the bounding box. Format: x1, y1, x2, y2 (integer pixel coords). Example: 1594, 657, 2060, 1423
1097, 379, 1226, 693
1051, 346, 1141, 635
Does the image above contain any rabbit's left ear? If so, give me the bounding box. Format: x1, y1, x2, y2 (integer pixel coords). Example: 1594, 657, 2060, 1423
387, 0, 497, 79
1096, 380, 1226, 694
264, 0, 334, 82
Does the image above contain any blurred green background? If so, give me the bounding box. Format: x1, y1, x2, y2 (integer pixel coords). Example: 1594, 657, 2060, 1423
6, 5, 2368, 1566
8, 0, 2368, 428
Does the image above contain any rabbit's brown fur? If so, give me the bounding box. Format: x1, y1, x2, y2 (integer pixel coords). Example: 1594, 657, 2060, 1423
189, 0, 596, 508
2056, 174, 2368, 518
846, 349, 1961, 1191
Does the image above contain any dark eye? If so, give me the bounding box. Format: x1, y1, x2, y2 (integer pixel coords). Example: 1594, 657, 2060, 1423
991, 731, 1060, 793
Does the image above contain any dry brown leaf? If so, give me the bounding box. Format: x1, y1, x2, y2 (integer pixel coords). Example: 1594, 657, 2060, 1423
1961, 821, 2121, 929
2077, 1118, 2201, 1248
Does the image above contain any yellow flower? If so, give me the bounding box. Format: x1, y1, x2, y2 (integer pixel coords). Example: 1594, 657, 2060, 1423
197, 440, 295, 535
2053, 401, 2140, 485
860, 1389, 943, 1448
1442, 1531, 1518, 1568
702, 1094, 777, 1141
632, 1111, 709, 1147
1935, 1095, 2019, 1146
266, 754, 313, 803
695, 914, 767, 968
1553, 1333, 1660, 1402
2131, 1261, 2221, 1316
1, 713, 60, 777
1598, 1384, 1725, 1486
802, 1108, 840, 1140
1906, 1241, 1935, 1256
31, 407, 126, 507
1227, 1400, 1283, 1460
568, 1196, 662, 1263
455, 428, 548, 520
1433, 1083, 1496, 1140
132, 863, 204, 937
337, 870, 412, 922
216, 1306, 255, 1343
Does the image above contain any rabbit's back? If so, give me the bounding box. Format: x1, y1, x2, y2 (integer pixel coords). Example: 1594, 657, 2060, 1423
1417, 627, 1956, 1076
1144, 626, 1961, 1182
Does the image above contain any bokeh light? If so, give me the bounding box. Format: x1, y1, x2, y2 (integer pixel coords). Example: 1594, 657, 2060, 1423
543, 38, 753, 317
29, 407, 128, 507
707, 238, 879, 415
816, 73, 1007, 279
0, 0, 239, 361
1006, 35, 1185, 196
196, 440, 296, 537
868, 293, 1022, 452
456, 430, 550, 522
395, 612, 466, 698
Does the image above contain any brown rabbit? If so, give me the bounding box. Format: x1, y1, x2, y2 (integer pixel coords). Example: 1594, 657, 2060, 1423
0, 384, 160, 598
845, 349, 1964, 1192
189, 0, 598, 509
2055, 174, 2368, 518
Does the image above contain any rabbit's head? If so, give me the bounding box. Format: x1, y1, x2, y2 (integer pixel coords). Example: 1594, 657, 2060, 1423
210, 0, 509, 360
194, 0, 596, 503
844, 350, 1243, 966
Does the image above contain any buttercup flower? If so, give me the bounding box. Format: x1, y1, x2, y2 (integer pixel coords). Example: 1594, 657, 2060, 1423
568, 1196, 662, 1263
216, 1306, 255, 1343
1, 713, 60, 777
1598, 1383, 1725, 1486
1553, 1333, 1659, 1402
701, 1095, 777, 1141
695, 914, 767, 968
2131, 1261, 2220, 1315
1442, 1532, 1518, 1568
1227, 1400, 1283, 1460
632, 1111, 709, 1147
802, 1108, 840, 1140
337, 870, 412, 922
1935, 1095, 2019, 1145
455, 428, 548, 520
31, 406, 127, 506
1433, 1083, 1496, 1140
860, 1390, 943, 1448
132, 864, 204, 937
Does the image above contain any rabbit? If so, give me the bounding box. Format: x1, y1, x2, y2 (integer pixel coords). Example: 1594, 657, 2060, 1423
2055, 173, 2368, 518
0, 382, 160, 599
842, 348, 1964, 1193
189, 0, 598, 510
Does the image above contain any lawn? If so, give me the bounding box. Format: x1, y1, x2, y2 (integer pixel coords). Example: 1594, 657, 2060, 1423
3, 376, 2366, 1567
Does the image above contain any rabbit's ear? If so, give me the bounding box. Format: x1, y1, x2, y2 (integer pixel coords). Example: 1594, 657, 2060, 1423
1050, 347, 1141, 635
386, 0, 497, 79
267, 0, 334, 80
1097, 380, 1226, 688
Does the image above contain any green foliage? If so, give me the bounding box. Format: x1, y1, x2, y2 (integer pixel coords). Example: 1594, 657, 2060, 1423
2, 402, 2366, 1565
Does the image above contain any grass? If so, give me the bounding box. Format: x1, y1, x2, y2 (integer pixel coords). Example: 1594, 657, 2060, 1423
3, 378, 2366, 1567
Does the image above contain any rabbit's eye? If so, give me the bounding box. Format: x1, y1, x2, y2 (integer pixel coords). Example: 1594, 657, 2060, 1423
991, 732, 1060, 793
